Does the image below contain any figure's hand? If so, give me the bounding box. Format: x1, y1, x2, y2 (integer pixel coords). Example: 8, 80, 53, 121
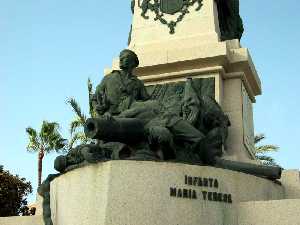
103, 112, 115, 121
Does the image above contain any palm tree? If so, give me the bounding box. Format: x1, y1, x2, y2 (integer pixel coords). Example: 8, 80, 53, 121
254, 134, 279, 166
26, 121, 67, 187
67, 78, 96, 149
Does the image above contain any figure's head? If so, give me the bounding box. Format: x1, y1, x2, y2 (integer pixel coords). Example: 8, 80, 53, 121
119, 49, 139, 71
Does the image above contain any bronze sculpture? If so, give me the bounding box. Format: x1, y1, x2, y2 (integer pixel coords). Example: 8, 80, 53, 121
54, 49, 281, 182
55, 49, 231, 171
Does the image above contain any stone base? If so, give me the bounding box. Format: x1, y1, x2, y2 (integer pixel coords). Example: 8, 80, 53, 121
1, 161, 299, 225
0, 215, 43, 225
239, 199, 300, 225
49, 161, 295, 225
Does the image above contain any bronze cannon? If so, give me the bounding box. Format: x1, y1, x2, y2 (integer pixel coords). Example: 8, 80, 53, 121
84, 117, 282, 180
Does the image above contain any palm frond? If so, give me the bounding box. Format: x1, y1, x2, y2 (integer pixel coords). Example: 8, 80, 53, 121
45, 136, 67, 153
66, 97, 87, 123
25, 127, 40, 152
255, 145, 279, 154
26, 127, 38, 138
254, 133, 265, 144
68, 132, 88, 150
40, 121, 60, 144
70, 117, 84, 135
37, 121, 66, 153
254, 133, 280, 167
45, 130, 67, 152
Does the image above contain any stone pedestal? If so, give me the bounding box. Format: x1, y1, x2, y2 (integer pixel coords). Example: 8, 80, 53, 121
50, 161, 289, 225
1, 162, 299, 225
239, 199, 300, 225
130, 0, 221, 48
280, 170, 300, 199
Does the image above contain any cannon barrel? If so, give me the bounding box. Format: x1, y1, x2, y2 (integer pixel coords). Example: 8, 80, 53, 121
215, 157, 282, 180
84, 118, 145, 144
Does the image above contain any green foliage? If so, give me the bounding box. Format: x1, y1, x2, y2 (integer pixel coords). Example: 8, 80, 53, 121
26, 121, 67, 186
66, 97, 89, 149
68, 132, 88, 149
0, 166, 32, 217
26, 121, 67, 154
67, 98, 86, 125
254, 134, 279, 166
67, 78, 96, 149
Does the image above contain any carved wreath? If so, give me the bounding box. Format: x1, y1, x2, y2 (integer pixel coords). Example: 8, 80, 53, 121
139, 0, 203, 34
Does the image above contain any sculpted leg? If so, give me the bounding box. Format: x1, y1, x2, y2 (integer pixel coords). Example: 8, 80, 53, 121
169, 119, 205, 144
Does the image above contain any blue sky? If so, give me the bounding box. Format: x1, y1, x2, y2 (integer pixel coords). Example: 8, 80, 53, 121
1, 0, 299, 203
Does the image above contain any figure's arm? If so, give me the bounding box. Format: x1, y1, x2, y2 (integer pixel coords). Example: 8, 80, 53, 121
117, 107, 142, 118
94, 78, 110, 116
138, 80, 150, 100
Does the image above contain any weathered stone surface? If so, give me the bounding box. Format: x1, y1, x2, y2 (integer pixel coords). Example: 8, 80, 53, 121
0, 215, 43, 225
50, 161, 285, 225
130, 0, 221, 47
238, 199, 300, 225
280, 170, 300, 199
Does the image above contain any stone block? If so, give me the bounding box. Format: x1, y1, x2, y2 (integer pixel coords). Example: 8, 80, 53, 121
50, 161, 284, 225
281, 170, 300, 199
130, 0, 220, 47
0, 215, 43, 225
222, 78, 243, 112
238, 199, 300, 225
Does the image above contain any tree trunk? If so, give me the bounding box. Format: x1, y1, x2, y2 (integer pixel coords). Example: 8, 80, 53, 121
38, 149, 44, 188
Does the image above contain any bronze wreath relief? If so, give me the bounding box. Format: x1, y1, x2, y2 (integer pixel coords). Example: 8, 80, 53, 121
139, 0, 203, 34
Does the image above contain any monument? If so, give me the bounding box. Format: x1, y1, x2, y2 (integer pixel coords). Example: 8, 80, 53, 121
1, 1, 300, 225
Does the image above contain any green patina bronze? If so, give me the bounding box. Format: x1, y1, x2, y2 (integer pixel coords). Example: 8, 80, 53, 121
134, 0, 244, 39
160, 0, 184, 14
49, 48, 284, 185
216, 0, 244, 40
45, 49, 281, 225
39, 2, 275, 222
139, 0, 203, 34
54, 49, 282, 178
55, 49, 231, 171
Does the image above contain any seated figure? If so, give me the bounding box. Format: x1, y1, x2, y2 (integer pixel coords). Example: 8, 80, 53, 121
93, 49, 208, 160
55, 49, 230, 173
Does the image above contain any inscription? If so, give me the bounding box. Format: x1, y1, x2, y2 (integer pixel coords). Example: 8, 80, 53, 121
185, 175, 219, 188
170, 188, 197, 199
169, 175, 233, 204
201, 191, 232, 203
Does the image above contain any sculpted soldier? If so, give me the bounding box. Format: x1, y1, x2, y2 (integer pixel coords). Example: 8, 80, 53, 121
94, 49, 149, 117
55, 49, 229, 173
93, 49, 216, 162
